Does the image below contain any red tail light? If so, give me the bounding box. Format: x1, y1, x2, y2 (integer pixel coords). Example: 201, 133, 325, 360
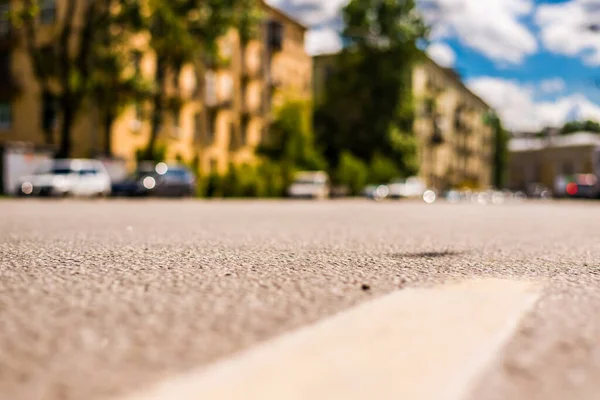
566, 182, 578, 196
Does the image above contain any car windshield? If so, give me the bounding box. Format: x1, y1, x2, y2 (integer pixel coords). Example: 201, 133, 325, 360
34, 166, 75, 175
166, 169, 191, 181
295, 179, 324, 185
50, 168, 74, 175
294, 173, 327, 185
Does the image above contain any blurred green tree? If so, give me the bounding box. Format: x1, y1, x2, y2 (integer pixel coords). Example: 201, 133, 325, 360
368, 153, 401, 184
259, 98, 328, 190
484, 111, 509, 189
314, 0, 427, 178
89, 36, 154, 157
141, 0, 261, 160
13, 0, 146, 158
560, 120, 600, 134
335, 151, 368, 195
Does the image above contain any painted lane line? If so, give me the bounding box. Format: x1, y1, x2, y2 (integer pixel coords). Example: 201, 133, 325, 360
120, 279, 540, 400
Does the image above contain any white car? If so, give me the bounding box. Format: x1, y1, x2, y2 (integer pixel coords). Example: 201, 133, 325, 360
287, 171, 330, 199
17, 159, 112, 197
388, 177, 427, 199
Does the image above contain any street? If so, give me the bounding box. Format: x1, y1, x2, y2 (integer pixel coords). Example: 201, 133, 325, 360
2, 199, 600, 400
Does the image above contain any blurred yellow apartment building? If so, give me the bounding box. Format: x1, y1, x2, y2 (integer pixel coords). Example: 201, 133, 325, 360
314, 54, 494, 191
0, 0, 312, 174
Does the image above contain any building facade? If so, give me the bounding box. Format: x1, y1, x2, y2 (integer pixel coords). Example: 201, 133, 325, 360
508, 132, 600, 192
413, 58, 494, 190
0, 0, 312, 174
313, 54, 494, 191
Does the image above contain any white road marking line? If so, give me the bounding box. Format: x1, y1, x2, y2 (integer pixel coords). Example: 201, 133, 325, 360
120, 279, 540, 400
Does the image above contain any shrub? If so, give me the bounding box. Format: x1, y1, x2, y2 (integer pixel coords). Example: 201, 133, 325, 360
335, 151, 368, 195
204, 172, 224, 198
368, 153, 400, 184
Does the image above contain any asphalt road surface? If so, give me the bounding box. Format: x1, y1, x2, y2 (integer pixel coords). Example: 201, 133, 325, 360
2, 199, 600, 400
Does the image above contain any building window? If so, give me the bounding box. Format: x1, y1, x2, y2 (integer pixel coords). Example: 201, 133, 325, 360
42, 93, 58, 132
261, 125, 269, 143
210, 158, 218, 173
132, 51, 143, 76
0, 50, 9, 77
241, 115, 250, 146
40, 46, 57, 75
221, 74, 233, 101
206, 109, 217, 144
324, 66, 334, 81
563, 162, 574, 176
40, 0, 57, 25
205, 71, 217, 105
0, 101, 11, 130
193, 111, 203, 143
170, 107, 183, 139
134, 102, 143, 121
0, 1, 10, 36
229, 121, 237, 149
267, 20, 284, 52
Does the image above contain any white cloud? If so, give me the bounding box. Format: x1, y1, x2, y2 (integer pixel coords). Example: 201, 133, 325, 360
265, 0, 348, 55
268, 0, 539, 63
265, 0, 347, 27
420, 0, 537, 64
539, 78, 566, 94
468, 77, 600, 132
536, 0, 600, 66
427, 42, 456, 67
306, 29, 343, 55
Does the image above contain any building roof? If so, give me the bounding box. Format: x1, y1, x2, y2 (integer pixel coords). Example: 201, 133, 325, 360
509, 132, 600, 152
262, 1, 308, 31
422, 57, 490, 111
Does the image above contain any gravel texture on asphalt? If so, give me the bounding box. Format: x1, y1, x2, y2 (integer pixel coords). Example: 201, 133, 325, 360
1, 199, 600, 400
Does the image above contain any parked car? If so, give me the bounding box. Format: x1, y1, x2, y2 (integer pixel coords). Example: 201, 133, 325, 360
111, 163, 196, 197
17, 159, 112, 197
555, 174, 598, 199
363, 184, 390, 201
287, 171, 330, 199
388, 177, 427, 199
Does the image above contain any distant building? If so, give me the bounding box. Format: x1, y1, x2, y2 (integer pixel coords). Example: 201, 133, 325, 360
413, 58, 494, 190
0, 0, 312, 174
508, 132, 600, 191
313, 54, 495, 191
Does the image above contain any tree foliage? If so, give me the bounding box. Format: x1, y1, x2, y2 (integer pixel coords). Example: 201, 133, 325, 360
560, 120, 600, 135
314, 0, 426, 180
259, 98, 327, 172
335, 151, 368, 195
140, 0, 261, 160
13, 0, 145, 158
484, 111, 509, 189
87, 5, 153, 157
12, 0, 260, 159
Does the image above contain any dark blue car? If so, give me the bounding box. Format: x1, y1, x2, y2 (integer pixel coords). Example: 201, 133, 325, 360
111, 163, 196, 197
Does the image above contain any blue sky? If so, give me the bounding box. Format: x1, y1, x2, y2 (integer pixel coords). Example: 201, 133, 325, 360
452, 0, 600, 103
267, 0, 600, 132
